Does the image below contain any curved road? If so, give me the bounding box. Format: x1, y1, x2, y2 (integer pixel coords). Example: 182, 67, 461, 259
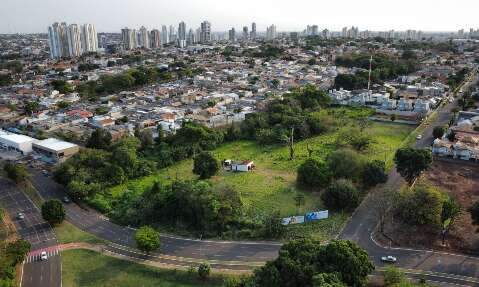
23, 69, 479, 286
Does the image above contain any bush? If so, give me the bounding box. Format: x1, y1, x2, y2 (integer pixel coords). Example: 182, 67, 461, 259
321, 179, 359, 211
198, 262, 211, 280
383, 266, 405, 286
327, 149, 364, 180
297, 159, 331, 189
6, 239, 31, 265
41, 199, 66, 225
135, 226, 161, 253
433, 126, 445, 139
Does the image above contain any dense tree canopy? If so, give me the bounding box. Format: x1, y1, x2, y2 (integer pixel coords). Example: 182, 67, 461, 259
394, 148, 432, 185
3, 162, 28, 184
327, 149, 364, 181
253, 239, 374, 287
86, 128, 112, 150
362, 160, 388, 188
396, 184, 445, 227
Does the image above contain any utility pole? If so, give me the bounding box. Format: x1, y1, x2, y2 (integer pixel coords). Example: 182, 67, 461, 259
367, 55, 373, 92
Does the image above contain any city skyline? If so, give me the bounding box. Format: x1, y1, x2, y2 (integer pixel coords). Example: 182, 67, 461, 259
1, 0, 479, 34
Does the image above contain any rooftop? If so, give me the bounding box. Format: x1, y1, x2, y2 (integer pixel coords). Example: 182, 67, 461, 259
33, 138, 78, 151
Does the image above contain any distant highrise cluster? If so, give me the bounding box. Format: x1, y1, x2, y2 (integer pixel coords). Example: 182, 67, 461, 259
121, 20, 213, 50
48, 22, 98, 58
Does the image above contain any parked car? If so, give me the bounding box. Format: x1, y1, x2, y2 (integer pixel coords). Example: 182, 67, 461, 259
416, 134, 422, 140
42, 170, 49, 176
16, 212, 25, 220
62, 196, 71, 204
40, 251, 48, 261
381, 255, 397, 263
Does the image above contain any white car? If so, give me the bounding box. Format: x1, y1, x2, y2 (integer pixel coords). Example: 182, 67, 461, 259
40, 251, 48, 261
381, 255, 397, 263
17, 213, 25, 220
416, 134, 422, 140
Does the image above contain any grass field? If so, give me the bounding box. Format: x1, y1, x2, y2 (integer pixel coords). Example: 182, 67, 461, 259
62, 249, 225, 287
102, 109, 414, 240
55, 221, 104, 245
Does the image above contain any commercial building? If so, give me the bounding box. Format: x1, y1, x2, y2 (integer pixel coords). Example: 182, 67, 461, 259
178, 21, 186, 47
32, 138, 79, 163
0, 130, 35, 155
121, 28, 137, 50
250, 22, 257, 40
228, 28, 236, 42
161, 25, 169, 45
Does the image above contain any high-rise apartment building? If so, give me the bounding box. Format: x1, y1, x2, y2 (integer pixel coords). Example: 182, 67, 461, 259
178, 21, 187, 47
121, 27, 137, 50
250, 22, 257, 40
81, 24, 98, 53
242, 26, 249, 41
139, 26, 150, 48
187, 29, 195, 46
150, 29, 161, 48
67, 24, 82, 57
266, 24, 277, 40
200, 21, 211, 44
161, 25, 169, 45
48, 22, 96, 58
169, 25, 176, 44
228, 28, 236, 42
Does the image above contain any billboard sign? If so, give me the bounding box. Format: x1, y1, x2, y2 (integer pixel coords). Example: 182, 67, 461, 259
281, 215, 305, 226
305, 210, 329, 222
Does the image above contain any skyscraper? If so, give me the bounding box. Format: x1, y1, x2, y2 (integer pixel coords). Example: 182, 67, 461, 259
48, 22, 96, 58
161, 25, 169, 45
139, 26, 150, 48
200, 21, 211, 44
178, 21, 187, 47
67, 24, 82, 57
80, 24, 98, 53
169, 25, 176, 44
228, 28, 236, 42
150, 29, 161, 48
121, 27, 137, 50
266, 24, 277, 40
48, 22, 69, 58
250, 22, 257, 40
187, 29, 195, 46
242, 26, 249, 41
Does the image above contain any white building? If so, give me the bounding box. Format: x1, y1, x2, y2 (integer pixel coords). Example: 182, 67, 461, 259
200, 21, 211, 44
81, 24, 98, 53
67, 24, 82, 57
139, 26, 150, 49
0, 131, 36, 155
32, 138, 80, 163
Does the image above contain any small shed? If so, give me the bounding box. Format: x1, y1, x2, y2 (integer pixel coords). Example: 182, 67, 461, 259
231, 160, 255, 172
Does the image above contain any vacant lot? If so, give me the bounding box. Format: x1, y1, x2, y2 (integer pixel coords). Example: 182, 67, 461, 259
103, 109, 413, 240
62, 249, 224, 287
382, 159, 479, 254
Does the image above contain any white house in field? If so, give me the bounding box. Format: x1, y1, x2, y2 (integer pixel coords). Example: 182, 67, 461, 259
224, 160, 255, 172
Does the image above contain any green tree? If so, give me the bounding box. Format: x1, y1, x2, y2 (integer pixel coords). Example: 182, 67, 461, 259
193, 152, 219, 179
3, 162, 28, 184
394, 148, 432, 185
327, 149, 364, 180
321, 179, 360, 211
86, 128, 112, 150
135, 226, 161, 253
41, 199, 66, 225
198, 262, 211, 280
396, 184, 445, 227
362, 160, 388, 188
24, 101, 39, 116
253, 239, 373, 287
6, 239, 31, 265
433, 126, 445, 139
297, 159, 331, 189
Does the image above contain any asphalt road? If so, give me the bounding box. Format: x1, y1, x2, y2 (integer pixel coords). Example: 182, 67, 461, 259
0, 177, 61, 287
30, 173, 280, 269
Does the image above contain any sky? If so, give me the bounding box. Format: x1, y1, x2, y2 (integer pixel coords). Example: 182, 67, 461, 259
1, 0, 478, 34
